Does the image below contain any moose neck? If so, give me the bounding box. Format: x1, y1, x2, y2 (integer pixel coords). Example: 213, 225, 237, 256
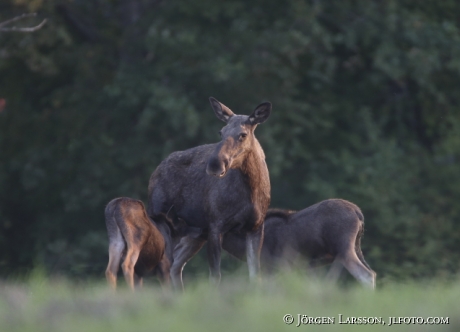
240, 138, 270, 217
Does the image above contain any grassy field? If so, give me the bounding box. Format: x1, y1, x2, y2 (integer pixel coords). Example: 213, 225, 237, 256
0, 271, 458, 332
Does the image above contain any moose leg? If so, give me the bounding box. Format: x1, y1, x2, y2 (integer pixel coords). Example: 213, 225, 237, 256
307, 256, 335, 279
341, 249, 376, 289
171, 235, 206, 291
325, 257, 344, 283
156, 258, 171, 288
121, 246, 140, 291
246, 223, 264, 281
278, 245, 299, 272
331, 247, 375, 289
133, 274, 143, 288
207, 226, 223, 285
356, 244, 374, 272
309, 256, 335, 269
105, 228, 125, 290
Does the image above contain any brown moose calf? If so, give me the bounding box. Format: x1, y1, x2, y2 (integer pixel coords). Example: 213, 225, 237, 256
104, 197, 172, 290
221, 199, 377, 288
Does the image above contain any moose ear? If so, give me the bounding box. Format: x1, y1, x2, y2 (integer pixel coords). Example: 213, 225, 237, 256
209, 97, 234, 123
248, 102, 271, 124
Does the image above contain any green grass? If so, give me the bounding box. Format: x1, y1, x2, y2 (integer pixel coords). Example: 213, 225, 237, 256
0, 271, 459, 332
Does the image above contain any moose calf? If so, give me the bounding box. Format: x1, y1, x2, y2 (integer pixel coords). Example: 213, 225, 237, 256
105, 197, 178, 290
221, 199, 377, 288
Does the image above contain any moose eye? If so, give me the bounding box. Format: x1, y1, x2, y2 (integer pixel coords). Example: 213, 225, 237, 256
239, 133, 247, 140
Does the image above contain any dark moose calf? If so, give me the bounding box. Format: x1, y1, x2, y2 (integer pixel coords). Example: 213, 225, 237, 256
105, 197, 187, 290
148, 97, 271, 289
221, 199, 376, 288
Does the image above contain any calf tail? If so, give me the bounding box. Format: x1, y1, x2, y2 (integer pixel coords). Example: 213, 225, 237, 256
104, 198, 126, 289
105, 199, 120, 239
105, 198, 129, 246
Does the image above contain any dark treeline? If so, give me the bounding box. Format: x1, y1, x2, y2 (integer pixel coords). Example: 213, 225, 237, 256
1, 0, 460, 282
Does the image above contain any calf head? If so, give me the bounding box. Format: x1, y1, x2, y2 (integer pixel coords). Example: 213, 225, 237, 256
155, 208, 202, 240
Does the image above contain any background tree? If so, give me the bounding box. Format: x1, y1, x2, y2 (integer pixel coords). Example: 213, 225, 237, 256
0, 13, 47, 32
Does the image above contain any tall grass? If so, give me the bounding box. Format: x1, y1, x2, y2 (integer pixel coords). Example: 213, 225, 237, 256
0, 271, 458, 332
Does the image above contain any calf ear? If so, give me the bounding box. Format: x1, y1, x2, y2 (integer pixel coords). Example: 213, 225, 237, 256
163, 212, 188, 236
209, 97, 234, 123
248, 102, 271, 124
166, 208, 183, 228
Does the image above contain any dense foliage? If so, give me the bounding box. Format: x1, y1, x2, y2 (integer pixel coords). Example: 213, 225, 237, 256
1, 0, 460, 282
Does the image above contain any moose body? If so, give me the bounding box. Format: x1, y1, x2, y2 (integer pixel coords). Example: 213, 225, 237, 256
148, 97, 271, 289
221, 199, 376, 288
105, 197, 177, 290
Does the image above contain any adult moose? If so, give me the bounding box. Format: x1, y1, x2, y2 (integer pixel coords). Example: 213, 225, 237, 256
221, 199, 376, 288
148, 97, 271, 289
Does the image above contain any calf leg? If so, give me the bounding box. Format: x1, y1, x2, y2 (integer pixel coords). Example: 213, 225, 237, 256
307, 256, 334, 279
121, 246, 140, 291
134, 274, 143, 288
336, 248, 375, 289
356, 245, 376, 278
278, 245, 299, 272
325, 257, 344, 283
246, 223, 264, 281
105, 227, 125, 290
171, 235, 206, 291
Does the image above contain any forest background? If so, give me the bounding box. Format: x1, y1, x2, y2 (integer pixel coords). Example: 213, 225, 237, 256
1, 0, 460, 284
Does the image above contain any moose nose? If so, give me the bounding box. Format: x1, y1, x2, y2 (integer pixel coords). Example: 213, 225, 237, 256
206, 158, 221, 176
206, 157, 229, 177
217, 159, 229, 177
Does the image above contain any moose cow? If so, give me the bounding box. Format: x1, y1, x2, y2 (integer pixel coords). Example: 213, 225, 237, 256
104, 197, 189, 290
221, 199, 376, 288
147, 97, 271, 289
